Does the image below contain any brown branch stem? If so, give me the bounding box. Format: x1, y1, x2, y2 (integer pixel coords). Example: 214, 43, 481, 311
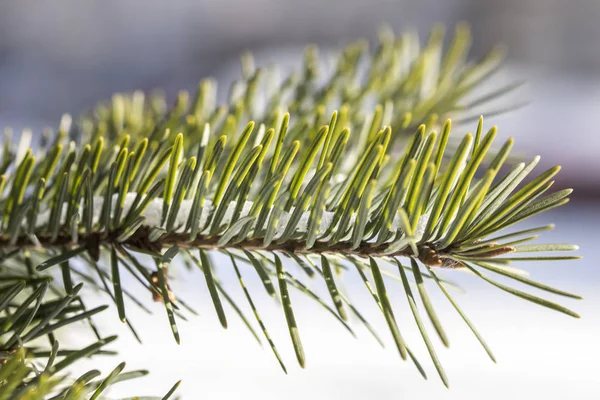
0, 227, 455, 267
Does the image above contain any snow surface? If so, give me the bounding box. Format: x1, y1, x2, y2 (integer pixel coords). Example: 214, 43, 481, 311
34, 193, 430, 241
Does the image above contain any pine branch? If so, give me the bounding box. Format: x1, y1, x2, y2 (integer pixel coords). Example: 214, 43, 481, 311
0, 276, 163, 399
0, 24, 580, 395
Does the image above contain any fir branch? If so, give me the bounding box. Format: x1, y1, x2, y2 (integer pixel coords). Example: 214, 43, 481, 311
0, 24, 580, 395
0, 277, 156, 399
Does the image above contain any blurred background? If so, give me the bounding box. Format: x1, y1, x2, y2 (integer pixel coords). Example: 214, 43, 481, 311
0, 1, 598, 399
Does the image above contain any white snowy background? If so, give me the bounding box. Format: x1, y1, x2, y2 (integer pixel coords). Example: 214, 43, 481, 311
67, 202, 599, 399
